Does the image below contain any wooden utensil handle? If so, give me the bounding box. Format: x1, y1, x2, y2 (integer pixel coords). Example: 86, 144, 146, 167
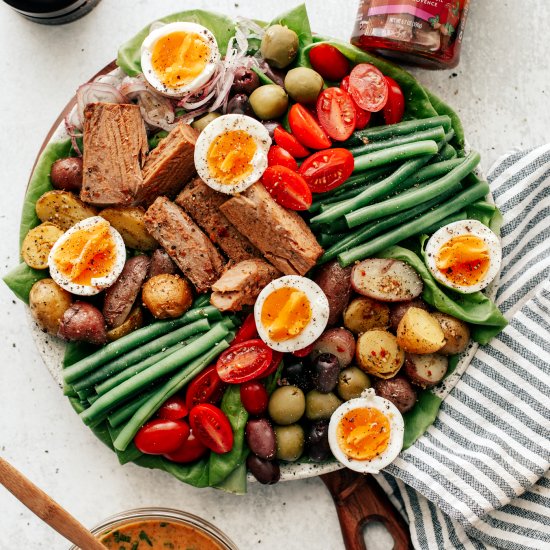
0, 457, 105, 550
321, 469, 412, 550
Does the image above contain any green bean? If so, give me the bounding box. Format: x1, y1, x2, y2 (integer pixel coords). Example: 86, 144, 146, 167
434, 143, 458, 162
79, 322, 231, 426
422, 210, 467, 235
345, 151, 480, 228
107, 389, 159, 428
316, 232, 347, 247
338, 180, 490, 266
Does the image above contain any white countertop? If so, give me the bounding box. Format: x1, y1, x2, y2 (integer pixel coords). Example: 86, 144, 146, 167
1, 1, 548, 549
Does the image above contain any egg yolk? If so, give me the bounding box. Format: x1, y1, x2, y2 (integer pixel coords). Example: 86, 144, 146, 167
151, 31, 210, 89
336, 407, 391, 461
52, 219, 117, 286
261, 287, 312, 342
435, 234, 490, 287
207, 130, 257, 185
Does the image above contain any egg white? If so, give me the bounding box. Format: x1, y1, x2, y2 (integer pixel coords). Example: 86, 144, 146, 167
254, 275, 329, 353
328, 388, 404, 474
141, 22, 220, 98
425, 219, 502, 294
48, 216, 126, 296
195, 114, 271, 195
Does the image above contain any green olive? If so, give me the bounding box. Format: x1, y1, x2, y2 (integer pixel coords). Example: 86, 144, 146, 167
260, 24, 299, 69
305, 390, 342, 421
191, 112, 221, 133
274, 424, 305, 462
249, 85, 289, 120
337, 367, 372, 401
284, 67, 324, 104
268, 385, 305, 425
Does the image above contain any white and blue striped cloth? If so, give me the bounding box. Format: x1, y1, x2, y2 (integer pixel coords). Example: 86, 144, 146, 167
377, 144, 550, 549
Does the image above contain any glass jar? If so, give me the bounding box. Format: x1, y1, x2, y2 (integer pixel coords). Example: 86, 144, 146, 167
351, 0, 471, 69
68, 507, 239, 550
3, 0, 101, 25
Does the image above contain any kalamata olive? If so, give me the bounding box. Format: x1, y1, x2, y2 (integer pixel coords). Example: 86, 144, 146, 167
231, 66, 260, 95
249, 85, 289, 120
259, 61, 286, 88
191, 112, 221, 133
262, 120, 280, 139
246, 418, 276, 460
312, 353, 340, 393
284, 67, 324, 104
305, 420, 332, 462
226, 93, 253, 116
50, 157, 83, 192
261, 25, 299, 69
246, 454, 280, 484
305, 390, 342, 421
337, 367, 372, 401
280, 361, 311, 393
268, 385, 305, 425
274, 424, 305, 462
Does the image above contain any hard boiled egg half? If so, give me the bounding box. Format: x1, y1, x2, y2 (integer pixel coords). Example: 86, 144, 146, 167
141, 22, 220, 98
195, 114, 271, 194
254, 275, 329, 353
328, 388, 404, 474
48, 217, 126, 296
425, 219, 501, 294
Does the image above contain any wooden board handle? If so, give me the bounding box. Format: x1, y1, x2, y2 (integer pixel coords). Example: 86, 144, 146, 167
321, 469, 412, 550
0, 457, 105, 550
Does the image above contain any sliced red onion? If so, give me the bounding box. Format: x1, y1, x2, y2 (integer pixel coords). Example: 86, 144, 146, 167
76, 82, 127, 128
64, 109, 83, 157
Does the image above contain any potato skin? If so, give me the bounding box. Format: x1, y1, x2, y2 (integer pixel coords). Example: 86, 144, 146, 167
355, 330, 404, 379
106, 307, 144, 342
389, 298, 429, 333
314, 260, 352, 326
21, 223, 64, 270
50, 157, 83, 192
310, 327, 356, 368
147, 248, 178, 279
374, 377, 417, 413
29, 278, 73, 336
404, 353, 448, 388
396, 307, 445, 354
432, 313, 471, 355
35, 190, 97, 231
58, 301, 107, 345
344, 296, 390, 334
142, 274, 193, 319
100, 207, 157, 251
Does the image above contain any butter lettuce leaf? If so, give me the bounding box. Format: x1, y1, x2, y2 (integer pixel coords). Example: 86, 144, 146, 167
3, 263, 48, 304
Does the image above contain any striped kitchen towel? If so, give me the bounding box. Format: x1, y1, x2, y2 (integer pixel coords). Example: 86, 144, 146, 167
377, 144, 550, 550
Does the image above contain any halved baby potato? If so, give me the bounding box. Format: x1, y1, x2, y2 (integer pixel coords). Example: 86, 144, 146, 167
36, 190, 97, 231
100, 207, 157, 251
21, 223, 64, 269
356, 330, 404, 379
396, 307, 445, 354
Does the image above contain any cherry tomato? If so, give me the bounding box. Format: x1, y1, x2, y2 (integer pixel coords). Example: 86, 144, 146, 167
299, 148, 355, 193
273, 126, 310, 158
316, 87, 356, 141
216, 339, 273, 384
232, 313, 259, 345
288, 104, 332, 150
157, 396, 188, 421
292, 343, 315, 358
383, 76, 405, 125
163, 431, 209, 463
348, 63, 389, 113
262, 166, 312, 211
260, 350, 284, 378
267, 145, 298, 171
240, 381, 269, 415
309, 44, 350, 82
340, 76, 371, 130
185, 365, 226, 412
134, 419, 190, 455
189, 404, 234, 454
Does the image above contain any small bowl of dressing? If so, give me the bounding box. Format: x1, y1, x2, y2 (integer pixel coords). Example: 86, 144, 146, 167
70, 507, 239, 550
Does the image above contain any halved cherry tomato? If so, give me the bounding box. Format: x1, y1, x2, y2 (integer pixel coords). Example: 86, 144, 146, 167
216, 339, 273, 384
240, 381, 269, 416
299, 148, 355, 193
163, 431, 209, 463
185, 365, 226, 412
348, 63, 389, 112
288, 104, 332, 150
262, 166, 312, 211
292, 343, 315, 358
267, 145, 298, 171
157, 396, 188, 421
340, 76, 371, 130
273, 126, 310, 158
308, 43, 350, 82
383, 76, 405, 125
316, 87, 356, 141
260, 350, 284, 378
134, 419, 190, 455
189, 404, 234, 454
232, 313, 259, 345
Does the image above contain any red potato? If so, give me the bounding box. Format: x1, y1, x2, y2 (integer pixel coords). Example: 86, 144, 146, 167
50, 157, 83, 192
58, 301, 107, 345
389, 298, 429, 333
314, 260, 352, 326
432, 313, 471, 355
103, 255, 150, 328
374, 377, 417, 413
310, 327, 356, 368
147, 248, 178, 279
404, 353, 449, 388
351, 259, 423, 302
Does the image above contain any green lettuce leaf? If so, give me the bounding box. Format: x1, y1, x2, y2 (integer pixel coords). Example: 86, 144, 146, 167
135, 455, 211, 488
402, 391, 442, 449
117, 10, 236, 76
3, 263, 48, 304
424, 88, 465, 150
